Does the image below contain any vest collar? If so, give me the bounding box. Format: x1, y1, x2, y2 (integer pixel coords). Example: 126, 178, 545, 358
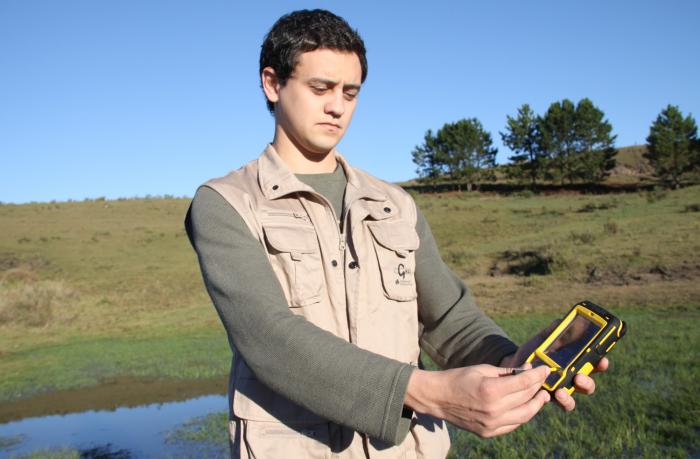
257, 144, 388, 202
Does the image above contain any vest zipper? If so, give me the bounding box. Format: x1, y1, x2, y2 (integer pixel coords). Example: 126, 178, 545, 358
306, 193, 347, 255
339, 197, 361, 254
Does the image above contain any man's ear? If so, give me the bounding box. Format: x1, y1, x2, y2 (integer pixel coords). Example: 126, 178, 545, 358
261, 67, 281, 105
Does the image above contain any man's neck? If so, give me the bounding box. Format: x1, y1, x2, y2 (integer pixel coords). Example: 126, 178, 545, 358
271, 130, 338, 174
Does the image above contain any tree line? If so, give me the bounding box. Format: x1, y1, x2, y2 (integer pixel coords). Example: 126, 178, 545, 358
412, 101, 699, 190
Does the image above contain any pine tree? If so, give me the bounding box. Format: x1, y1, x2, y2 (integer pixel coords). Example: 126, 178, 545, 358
645, 105, 699, 189
411, 119, 498, 191
500, 104, 544, 186
539, 99, 577, 184
539, 99, 616, 184
574, 98, 617, 183
411, 129, 441, 186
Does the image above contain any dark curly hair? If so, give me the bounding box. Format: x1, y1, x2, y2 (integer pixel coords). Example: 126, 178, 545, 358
259, 9, 368, 113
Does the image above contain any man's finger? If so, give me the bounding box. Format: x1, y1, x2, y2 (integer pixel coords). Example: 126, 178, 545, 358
554, 388, 576, 411
493, 377, 550, 413
573, 374, 596, 395
593, 357, 609, 374
480, 423, 521, 439
483, 390, 550, 437
491, 365, 550, 396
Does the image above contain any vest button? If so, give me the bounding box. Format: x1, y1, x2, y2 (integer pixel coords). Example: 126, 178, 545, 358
383, 207, 391, 213
348, 261, 358, 269
272, 185, 279, 190
331, 260, 338, 267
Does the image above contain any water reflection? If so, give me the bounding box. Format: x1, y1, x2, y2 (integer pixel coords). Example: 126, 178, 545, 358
0, 394, 228, 458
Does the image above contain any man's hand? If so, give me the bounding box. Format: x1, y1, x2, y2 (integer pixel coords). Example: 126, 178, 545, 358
405, 365, 551, 438
499, 321, 609, 412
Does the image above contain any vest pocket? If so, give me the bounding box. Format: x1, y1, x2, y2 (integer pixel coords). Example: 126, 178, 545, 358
367, 220, 420, 302
263, 224, 323, 307
241, 419, 331, 459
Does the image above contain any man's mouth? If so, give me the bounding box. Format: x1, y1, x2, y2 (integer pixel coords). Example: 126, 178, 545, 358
318, 122, 341, 130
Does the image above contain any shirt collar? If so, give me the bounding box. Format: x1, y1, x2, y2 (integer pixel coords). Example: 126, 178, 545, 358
257, 144, 387, 202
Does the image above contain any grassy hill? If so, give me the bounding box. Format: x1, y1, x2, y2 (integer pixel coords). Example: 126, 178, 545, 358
607, 144, 654, 184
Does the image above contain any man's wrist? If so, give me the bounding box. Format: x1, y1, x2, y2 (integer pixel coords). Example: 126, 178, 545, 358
404, 369, 446, 419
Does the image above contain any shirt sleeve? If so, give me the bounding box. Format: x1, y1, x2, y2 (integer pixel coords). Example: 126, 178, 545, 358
413, 206, 518, 368
185, 186, 414, 445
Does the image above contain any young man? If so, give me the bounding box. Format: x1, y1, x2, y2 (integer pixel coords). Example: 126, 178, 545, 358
186, 9, 606, 458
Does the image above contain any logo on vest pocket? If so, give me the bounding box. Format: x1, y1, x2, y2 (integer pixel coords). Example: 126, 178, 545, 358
395, 263, 414, 285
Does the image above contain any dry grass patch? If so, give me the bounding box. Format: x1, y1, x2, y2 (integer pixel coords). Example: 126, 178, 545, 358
0, 280, 78, 327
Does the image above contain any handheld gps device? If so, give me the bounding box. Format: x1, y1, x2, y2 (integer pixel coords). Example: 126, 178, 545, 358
526, 301, 626, 394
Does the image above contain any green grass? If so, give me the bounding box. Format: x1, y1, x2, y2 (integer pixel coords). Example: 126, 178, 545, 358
0, 327, 229, 401
165, 410, 229, 457
446, 305, 700, 458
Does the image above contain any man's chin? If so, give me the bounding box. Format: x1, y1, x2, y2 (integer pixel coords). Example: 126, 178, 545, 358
304, 140, 340, 157
301, 148, 335, 161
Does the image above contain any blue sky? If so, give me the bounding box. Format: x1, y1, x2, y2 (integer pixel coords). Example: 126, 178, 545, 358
1, 0, 698, 203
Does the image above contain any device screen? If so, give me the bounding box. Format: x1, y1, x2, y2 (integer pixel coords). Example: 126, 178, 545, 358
543, 313, 602, 367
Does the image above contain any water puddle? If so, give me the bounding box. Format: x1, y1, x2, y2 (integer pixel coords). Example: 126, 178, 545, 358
0, 377, 227, 424
0, 378, 230, 458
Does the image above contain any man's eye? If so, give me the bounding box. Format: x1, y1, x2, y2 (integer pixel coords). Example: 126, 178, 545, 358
344, 91, 358, 100
311, 86, 328, 94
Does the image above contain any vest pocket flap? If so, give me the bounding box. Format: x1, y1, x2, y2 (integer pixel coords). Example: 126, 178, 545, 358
263, 225, 318, 258
366, 201, 397, 221
367, 220, 419, 257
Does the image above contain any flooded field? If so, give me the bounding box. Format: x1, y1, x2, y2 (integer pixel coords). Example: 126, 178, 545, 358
0, 378, 228, 458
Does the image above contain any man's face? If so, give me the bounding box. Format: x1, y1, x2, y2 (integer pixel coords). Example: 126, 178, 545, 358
268, 49, 362, 156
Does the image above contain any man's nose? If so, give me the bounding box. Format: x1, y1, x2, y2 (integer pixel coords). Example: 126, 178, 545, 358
324, 90, 345, 118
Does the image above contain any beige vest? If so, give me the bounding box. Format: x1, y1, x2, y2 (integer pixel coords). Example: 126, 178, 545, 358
205, 145, 450, 459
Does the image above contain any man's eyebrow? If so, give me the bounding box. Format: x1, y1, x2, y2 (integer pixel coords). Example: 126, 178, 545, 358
306, 78, 361, 91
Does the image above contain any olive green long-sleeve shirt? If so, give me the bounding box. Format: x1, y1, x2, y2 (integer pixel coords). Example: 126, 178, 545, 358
185, 165, 517, 444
